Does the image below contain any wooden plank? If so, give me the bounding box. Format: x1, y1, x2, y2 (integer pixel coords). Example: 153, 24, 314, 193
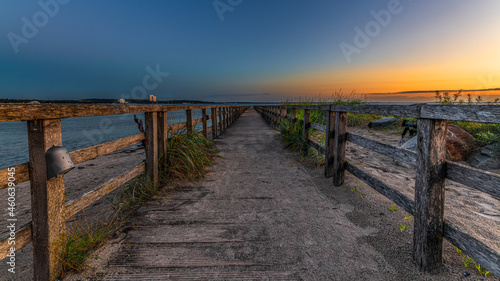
0, 222, 32, 261
0, 162, 29, 190
446, 162, 500, 198
346, 133, 417, 167
444, 223, 500, 278
292, 108, 297, 133
211, 108, 217, 138
186, 109, 193, 133
413, 118, 448, 271
303, 109, 311, 154
325, 111, 335, 178
145, 112, 158, 188
27, 119, 66, 280
202, 109, 208, 139
420, 105, 500, 124
0, 104, 227, 122
157, 112, 168, 169
309, 140, 326, 155
219, 107, 223, 134
333, 112, 347, 186
69, 133, 144, 165
345, 162, 414, 215
65, 163, 145, 218
310, 122, 327, 133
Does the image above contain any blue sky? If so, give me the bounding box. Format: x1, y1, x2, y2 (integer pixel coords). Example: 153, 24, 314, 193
1, 0, 499, 102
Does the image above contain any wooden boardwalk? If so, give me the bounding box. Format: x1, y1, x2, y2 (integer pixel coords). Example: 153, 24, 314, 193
66, 109, 395, 280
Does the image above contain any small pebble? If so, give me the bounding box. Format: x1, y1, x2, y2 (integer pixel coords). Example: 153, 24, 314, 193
463, 272, 470, 277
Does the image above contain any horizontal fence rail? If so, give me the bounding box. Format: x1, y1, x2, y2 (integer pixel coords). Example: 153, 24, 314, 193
0, 104, 249, 281
255, 104, 500, 277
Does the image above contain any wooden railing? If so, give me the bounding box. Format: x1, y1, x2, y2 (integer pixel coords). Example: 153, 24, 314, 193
0, 103, 249, 281
255, 104, 500, 277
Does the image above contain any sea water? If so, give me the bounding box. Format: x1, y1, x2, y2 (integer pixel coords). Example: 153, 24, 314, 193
0, 109, 213, 169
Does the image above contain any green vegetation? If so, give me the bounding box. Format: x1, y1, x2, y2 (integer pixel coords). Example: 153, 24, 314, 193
59, 127, 217, 275
455, 246, 491, 277
389, 204, 398, 212
350, 185, 363, 198
399, 214, 413, 232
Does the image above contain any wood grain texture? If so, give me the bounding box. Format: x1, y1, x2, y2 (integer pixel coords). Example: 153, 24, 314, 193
345, 162, 415, 215
157, 112, 168, 168
333, 112, 347, 186
186, 110, 193, 133
211, 108, 218, 138
325, 111, 335, 178
27, 119, 65, 281
420, 105, 500, 124
202, 109, 208, 138
346, 133, 417, 167
65, 163, 145, 218
413, 119, 448, 271
446, 162, 500, 198
0, 162, 29, 190
308, 140, 326, 155
444, 223, 500, 278
145, 112, 158, 188
0, 222, 32, 261
303, 110, 311, 154
310, 122, 327, 133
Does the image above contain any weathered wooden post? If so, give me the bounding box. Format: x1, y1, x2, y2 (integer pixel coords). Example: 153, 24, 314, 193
413, 118, 448, 271
186, 109, 193, 133
202, 108, 208, 138
157, 111, 168, 168
219, 107, 223, 134
145, 112, 159, 187
292, 108, 297, 133
303, 109, 311, 154
211, 107, 217, 138
325, 110, 336, 178
224, 107, 228, 129
333, 112, 347, 186
27, 119, 66, 281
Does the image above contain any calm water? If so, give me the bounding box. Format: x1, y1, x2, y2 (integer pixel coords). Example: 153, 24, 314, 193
0, 109, 212, 169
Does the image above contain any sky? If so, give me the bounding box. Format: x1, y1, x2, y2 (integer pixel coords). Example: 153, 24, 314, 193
1, 0, 499, 102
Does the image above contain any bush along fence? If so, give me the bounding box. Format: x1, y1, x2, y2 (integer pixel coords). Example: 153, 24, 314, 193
255, 104, 500, 277
0, 103, 248, 281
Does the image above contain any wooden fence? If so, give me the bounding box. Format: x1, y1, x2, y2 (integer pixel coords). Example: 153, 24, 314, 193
0, 103, 248, 281
255, 104, 500, 277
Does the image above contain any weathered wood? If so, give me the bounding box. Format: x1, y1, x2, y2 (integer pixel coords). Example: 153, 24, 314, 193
345, 162, 415, 215
310, 122, 327, 133
287, 105, 330, 111
325, 111, 335, 178
333, 112, 347, 186
202, 109, 208, 138
303, 109, 311, 154
309, 140, 326, 155
0, 222, 32, 261
211, 108, 217, 138
0, 104, 229, 122
65, 163, 145, 218
69, 133, 145, 165
420, 105, 500, 124
27, 119, 66, 281
219, 107, 223, 134
145, 112, 158, 188
0, 162, 29, 190
446, 162, 500, 198
292, 108, 297, 133
413, 118, 448, 271
444, 223, 500, 278
346, 133, 417, 167
157, 112, 168, 169
186, 109, 193, 133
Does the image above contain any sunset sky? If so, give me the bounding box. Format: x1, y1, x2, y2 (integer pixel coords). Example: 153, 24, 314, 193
1, 0, 499, 102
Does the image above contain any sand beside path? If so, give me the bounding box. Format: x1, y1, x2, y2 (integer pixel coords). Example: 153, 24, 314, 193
63, 109, 499, 280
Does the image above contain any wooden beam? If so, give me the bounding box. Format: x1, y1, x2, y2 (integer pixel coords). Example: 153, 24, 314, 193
446, 162, 500, 198
202, 109, 208, 139
333, 112, 347, 186
309, 140, 326, 155
219, 107, 223, 134
420, 105, 500, 124
325, 111, 335, 178
0, 222, 32, 261
186, 109, 193, 133
310, 122, 327, 133
157, 112, 168, 169
27, 119, 66, 281
292, 108, 297, 134
413, 118, 448, 271
211, 107, 217, 139
303, 109, 311, 155
145, 112, 158, 187
0, 163, 29, 190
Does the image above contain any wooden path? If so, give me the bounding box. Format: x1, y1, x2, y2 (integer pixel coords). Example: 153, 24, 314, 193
65, 109, 417, 280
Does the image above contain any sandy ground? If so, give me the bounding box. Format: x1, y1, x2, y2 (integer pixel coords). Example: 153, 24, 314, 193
1, 108, 499, 280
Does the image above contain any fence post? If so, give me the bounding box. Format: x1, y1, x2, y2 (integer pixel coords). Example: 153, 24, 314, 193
202, 108, 208, 138
145, 112, 159, 187
157, 111, 168, 169
224, 107, 228, 129
292, 108, 297, 133
211, 107, 217, 138
27, 119, 65, 281
303, 109, 311, 154
333, 112, 347, 186
325, 110, 335, 178
186, 109, 193, 133
413, 118, 448, 271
